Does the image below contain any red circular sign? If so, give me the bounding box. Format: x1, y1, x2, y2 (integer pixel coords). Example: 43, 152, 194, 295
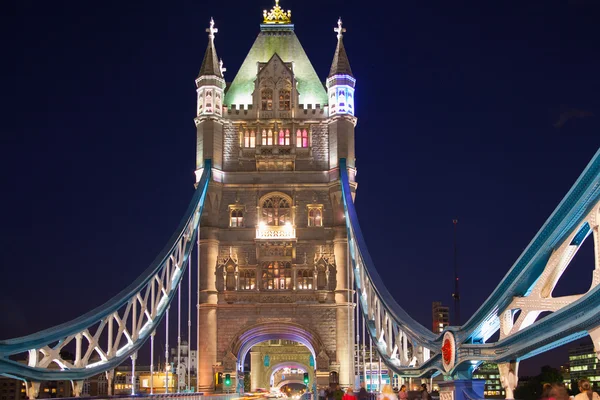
442, 338, 453, 364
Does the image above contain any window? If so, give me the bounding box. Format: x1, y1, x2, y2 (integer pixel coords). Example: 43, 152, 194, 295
262, 261, 292, 290
262, 129, 274, 146
278, 129, 291, 146
279, 89, 290, 110
296, 129, 309, 148
297, 270, 313, 290
261, 194, 291, 226
243, 130, 256, 148
308, 207, 323, 227
239, 270, 256, 290
261, 89, 273, 111
230, 208, 244, 227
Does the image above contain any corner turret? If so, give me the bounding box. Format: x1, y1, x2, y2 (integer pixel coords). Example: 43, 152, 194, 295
326, 18, 355, 116
195, 18, 226, 117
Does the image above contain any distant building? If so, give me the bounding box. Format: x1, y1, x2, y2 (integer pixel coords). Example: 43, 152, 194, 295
472, 362, 504, 399
568, 343, 600, 390
432, 302, 450, 333
170, 340, 197, 392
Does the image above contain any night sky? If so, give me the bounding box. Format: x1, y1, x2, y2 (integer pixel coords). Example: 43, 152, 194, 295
2, 0, 600, 377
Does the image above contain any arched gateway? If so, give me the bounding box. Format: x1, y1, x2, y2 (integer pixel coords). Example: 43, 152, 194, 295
194, 0, 358, 394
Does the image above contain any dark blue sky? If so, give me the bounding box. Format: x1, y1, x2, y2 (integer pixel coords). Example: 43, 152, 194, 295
2, 0, 599, 376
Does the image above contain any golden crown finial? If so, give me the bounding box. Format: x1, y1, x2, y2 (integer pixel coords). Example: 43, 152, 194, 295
263, 0, 292, 24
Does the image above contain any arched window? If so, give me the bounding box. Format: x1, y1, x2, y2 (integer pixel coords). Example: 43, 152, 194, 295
279, 89, 290, 110
278, 129, 285, 146
296, 129, 309, 148
230, 209, 244, 227
308, 207, 322, 227
262, 129, 274, 146
261, 193, 291, 226
297, 270, 313, 290
262, 261, 292, 290
243, 130, 256, 148
284, 129, 290, 145
261, 89, 273, 111
329, 371, 339, 385
205, 89, 213, 113
239, 270, 256, 290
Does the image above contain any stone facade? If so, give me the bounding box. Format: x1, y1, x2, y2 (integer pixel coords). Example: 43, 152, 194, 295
194, 5, 357, 393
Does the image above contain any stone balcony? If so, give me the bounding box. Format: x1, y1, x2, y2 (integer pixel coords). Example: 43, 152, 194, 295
256, 223, 296, 240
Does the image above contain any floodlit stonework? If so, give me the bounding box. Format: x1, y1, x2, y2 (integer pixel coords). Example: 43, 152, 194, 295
194, 2, 357, 393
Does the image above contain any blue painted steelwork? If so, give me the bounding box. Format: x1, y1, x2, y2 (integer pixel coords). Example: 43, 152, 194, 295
340, 148, 600, 376
0, 160, 212, 381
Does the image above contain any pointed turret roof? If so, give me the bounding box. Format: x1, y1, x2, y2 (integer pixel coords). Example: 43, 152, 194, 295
198, 18, 223, 79
224, 21, 327, 106
328, 18, 353, 78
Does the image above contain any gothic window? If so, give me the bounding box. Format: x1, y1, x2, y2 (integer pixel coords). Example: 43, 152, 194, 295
261, 193, 291, 226
230, 208, 244, 227
243, 130, 256, 148
297, 270, 313, 290
225, 265, 236, 290
262, 129, 274, 146
239, 270, 256, 290
205, 90, 213, 113
262, 261, 292, 290
279, 89, 291, 110
278, 129, 291, 146
308, 206, 323, 227
317, 265, 327, 290
261, 89, 273, 111
296, 129, 309, 148
329, 372, 339, 385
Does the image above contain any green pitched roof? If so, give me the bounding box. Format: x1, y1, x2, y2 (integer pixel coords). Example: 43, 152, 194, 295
224, 25, 328, 107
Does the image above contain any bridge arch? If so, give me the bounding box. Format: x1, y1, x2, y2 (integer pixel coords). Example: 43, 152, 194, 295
267, 361, 312, 389
227, 322, 325, 371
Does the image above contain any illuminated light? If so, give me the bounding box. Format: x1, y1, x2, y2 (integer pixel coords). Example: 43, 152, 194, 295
259, 221, 266, 229
284, 222, 292, 228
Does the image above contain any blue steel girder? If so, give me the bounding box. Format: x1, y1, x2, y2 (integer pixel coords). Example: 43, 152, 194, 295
0, 160, 212, 381
339, 147, 600, 377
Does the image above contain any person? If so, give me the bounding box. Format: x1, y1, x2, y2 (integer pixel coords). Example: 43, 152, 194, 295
334, 385, 344, 400
379, 385, 398, 400
357, 382, 369, 400
421, 384, 431, 400
320, 387, 327, 400
327, 387, 334, 400
541, 383, 553, 400
575, 379, 600, 400
398, 385, 408, 400
343, 387, 356, 400
548, 383, 570, 400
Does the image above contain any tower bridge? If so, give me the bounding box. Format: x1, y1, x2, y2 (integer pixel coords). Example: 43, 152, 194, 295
2, 2, 600, 400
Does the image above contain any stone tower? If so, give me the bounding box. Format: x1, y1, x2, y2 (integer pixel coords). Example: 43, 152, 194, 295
195, 2, 357, 393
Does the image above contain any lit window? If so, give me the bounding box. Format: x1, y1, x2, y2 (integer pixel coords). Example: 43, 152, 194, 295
239, 270, 256, 290
230, 208, 244, 227
262, 129, 274, 146
279, 89, 291, 110
261, 194, 291, 226
262, 261, 292, 290
296, 129, 309, 148
261, 89, 273, 111
308, 206, 323, 227
297, 270, 314, 290
243, 130, 256, 148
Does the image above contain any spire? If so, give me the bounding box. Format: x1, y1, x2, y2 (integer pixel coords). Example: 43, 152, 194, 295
198, 18, 223, 79
328, 18, 353, 78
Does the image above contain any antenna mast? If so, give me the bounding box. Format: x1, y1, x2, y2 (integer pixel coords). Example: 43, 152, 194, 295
452, 219, 460, 325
